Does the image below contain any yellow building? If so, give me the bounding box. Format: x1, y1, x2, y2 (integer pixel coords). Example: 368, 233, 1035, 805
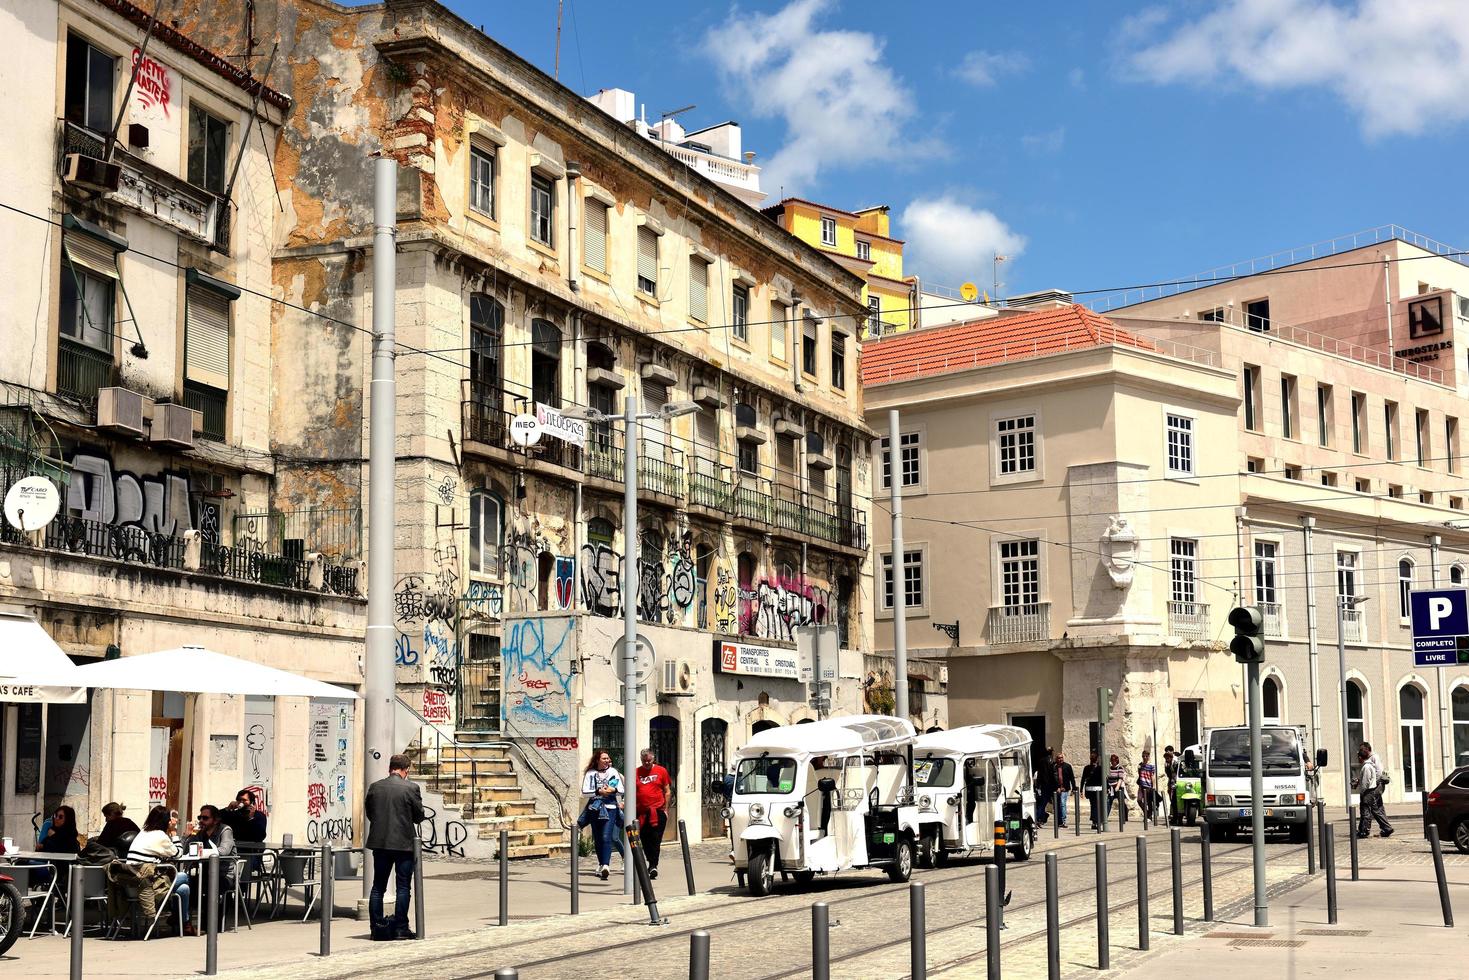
764, 198, 916, 336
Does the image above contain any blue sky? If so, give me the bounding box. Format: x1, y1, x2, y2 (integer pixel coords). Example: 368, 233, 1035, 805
418, 0, 1469, 301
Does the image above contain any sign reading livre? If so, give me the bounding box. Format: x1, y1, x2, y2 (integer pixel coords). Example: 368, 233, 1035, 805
536, 403, 587, 447
1408, 587, 1469, 668
716, 639, 801, 680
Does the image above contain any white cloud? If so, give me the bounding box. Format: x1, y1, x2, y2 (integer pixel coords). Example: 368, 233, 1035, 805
1021, 126, 1066, 155
1124, 0, 1469, 137
704, 0, 930, 194
954, 50, 1030, 87
900, 196, 1026, 287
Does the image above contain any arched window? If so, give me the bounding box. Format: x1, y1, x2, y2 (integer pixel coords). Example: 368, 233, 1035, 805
1346, 679, 1367, 782
536, 551, 555, 610
1261, 675, 1282, 726
751, 719, 780, 735
1400, 683, 1427, 796
592, 714, 624, 768
1452, 685, 1469, 769
1398, 558, 1415, 619
1453, 565, 1465, 587
469, 295, 503, 395
469, 490, 503, 576
531, 318, 561, 406
587, 517, 614, 546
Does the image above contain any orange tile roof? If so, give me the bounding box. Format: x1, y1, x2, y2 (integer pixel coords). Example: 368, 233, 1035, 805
861, 304, 1157, 386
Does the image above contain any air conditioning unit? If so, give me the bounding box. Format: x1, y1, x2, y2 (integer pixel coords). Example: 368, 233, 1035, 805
658, 659, 694, 698
149, 402, 197, 450
97, 387, 149, 438
62, 153, 122, 193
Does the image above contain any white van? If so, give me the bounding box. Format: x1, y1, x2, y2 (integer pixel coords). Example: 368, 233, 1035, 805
1202, 725, 1312, 842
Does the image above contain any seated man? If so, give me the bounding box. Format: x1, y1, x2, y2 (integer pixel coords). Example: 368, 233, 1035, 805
184, 805, 238, 902
219, 789, 268, 844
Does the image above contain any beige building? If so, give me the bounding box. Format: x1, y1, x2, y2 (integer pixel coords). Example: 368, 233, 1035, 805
175, 0, 875, 849
0, 0, 364, 845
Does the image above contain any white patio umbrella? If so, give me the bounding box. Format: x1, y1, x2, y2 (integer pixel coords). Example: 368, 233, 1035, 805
0, 612, 87, 704
67, 645, 360, 699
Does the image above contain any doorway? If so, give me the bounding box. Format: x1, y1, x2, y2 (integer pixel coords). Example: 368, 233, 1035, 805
1009, 713, 1046, 772
1399, 684, 1427, 798
649, 715, 680, 841
699, 718, 728, 838
1177, 700, 1202, 749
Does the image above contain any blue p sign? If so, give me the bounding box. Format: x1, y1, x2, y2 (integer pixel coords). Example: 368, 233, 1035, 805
1410, 588, 1469, 639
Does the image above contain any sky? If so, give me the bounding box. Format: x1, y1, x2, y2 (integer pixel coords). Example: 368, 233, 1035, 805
408, 0, 1469, 303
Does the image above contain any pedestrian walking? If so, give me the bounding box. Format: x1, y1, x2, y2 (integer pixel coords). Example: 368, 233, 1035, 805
1054, 752, 1077, 828
1106, 754, 1132, 821
1161, 746, 1179, 825
1353, 742, 1394, 839
577, 749, 626, 880
1081, 750, 1105, 830
365, 752, 426, 941
635, 747, 673, 879
1035, 746, 1057, 825
1138, 750, 1158, 824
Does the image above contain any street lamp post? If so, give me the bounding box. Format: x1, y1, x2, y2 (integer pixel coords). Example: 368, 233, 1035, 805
1337, 595, 1369, 818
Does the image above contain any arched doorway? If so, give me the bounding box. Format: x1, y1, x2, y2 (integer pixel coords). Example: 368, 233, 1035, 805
1399, 683, 1427, 798
649, 715, 680, 840
751, 719, 780, 736
700, 718, 729, 837
592, 714, 625, 772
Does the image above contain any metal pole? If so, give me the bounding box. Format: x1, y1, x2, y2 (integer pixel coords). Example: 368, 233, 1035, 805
1324, 825, 1338, 925
1095, 843, 1109, 970
413, 837, 426, 939
622, 393, 639, 898
69, 864, 83, 980
910, 881, 926, 980
1306, 805, 1317, 875
1045, 852, 1060, 980
363, 155, 400, 900
812, 902, 831, 980
205, 853, 220, 975
1200, 822, 1214, 922
1428, 825, 1455, 927
679, 819, 696, 896
1316, 800, 1327, 873
689, 930, 710, 980
1337, 598, 1353, 837
1135, 835, 1149, 950
994, 823, 1006, 930
1170, 827, 1184, 935
1430, 536, 1452, 790
985, 865, 1002, 980
570, 835, 579, 914
1349, 806, 1360, 880
889, 409, 908, 719
320, 844, 333, 956
1246, 658, 1268, 926
1303, 517, 1323, 782
499, 829, 509, 927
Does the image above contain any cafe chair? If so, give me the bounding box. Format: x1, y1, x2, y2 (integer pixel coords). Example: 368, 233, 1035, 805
61, 865, 110, 937
278, 850, 323, 922
103, 860, 187, 941
5, 863, 63, 939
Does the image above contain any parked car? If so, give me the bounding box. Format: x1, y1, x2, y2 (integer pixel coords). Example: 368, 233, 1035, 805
1425, 765, 1469, 854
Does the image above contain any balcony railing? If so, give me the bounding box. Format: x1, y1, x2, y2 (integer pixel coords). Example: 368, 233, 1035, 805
733, 474, 774, 525
57, 339, 116, 403
1167, 600, 1211, 640
463, 389, 510, 447
46, 514, 185, 570
988, 602, 1050, 645
689, 465, 735, 511
184, 381, 227, 441
1340, 606, 1367, 644
62, 119, 107, 161
583, 430, 624, 483
638, 445, 685, 497
1259, 600, 1287, 638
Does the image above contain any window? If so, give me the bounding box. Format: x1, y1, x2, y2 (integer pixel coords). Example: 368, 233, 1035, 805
1416, 409, 1430, 466
1280, 375, 1296, 439
468, 490, 503, 576
1245, 298, 1271, 331
1243, 365, 1259, 431
1169, 538, 1198, 605
830, 332, 846, 390
881, 549, 924, 610
855, 239, 871, 261
1398, 558, 1414, 620
1178, 700, 1203, 749
1346, 681, 1366, 775
1400, 684, 1428, 796
802, 316, 819, 377
1321, 471, 1338, 487
469, 145, 495, 217
1388, 484, 1403, 498
1165, 413, 1194, 475
1453, 498, 1465, 511
866, 294, 882, 333
183, 279, 231, 392
59, 256, 114, 351
1253, 541, 1277, 606
1420, 490, 1434, 504
1351, 392, 1366, 453
999, 539, 1040, 610
737, 439, 759, 475
1453, 686, 1469, 769
637, 226, 658, 296
1384, 401, 1398, 459
531, 318, 561, 406
1246, 457, 1263, 473
997, 415, 1037, 476
1283, 465, 1302, 480
1261, 676, 1282, 725
1448, 417, 1459, 474
688, 259, 708, 323
731, 284, 749, 342
529, 173, 555, 247
187, 106, 229, 195
583, 199, 608, 273
879, 431, 921, 489
1336, 551, 1358, 599
1355, 478, 1371, 493
1199, 308, 1225, 322
820, 215, 837, 246
770, 301, 788, 358
1317, 384, 1332, 447
469, 294, 503, 393
64, 34, 116, 133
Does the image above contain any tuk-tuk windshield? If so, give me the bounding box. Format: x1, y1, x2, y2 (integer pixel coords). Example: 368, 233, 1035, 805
735, 757, 798, 795
913, 757, 956, 788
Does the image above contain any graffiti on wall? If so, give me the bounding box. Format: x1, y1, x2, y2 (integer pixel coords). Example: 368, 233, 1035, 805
422, 687, 451, 724
579, 543, 621, 616
243, 695, 274, 815
65, 451, 195, 536
742, 576, 831, 642
501, 617, 574, 737
463, 580, 503, 620
306, 699, 354, 844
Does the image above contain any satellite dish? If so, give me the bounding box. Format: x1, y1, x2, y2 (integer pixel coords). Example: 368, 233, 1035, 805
959, 282, 979, 303
509, 413, 542, 447
5, 476, 61, 531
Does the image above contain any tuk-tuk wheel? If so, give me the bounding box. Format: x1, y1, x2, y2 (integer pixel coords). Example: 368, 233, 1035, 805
886, 837, 915, 883
918, 831, 938, 869
748, 849, 775, 897
1009, 822, 1035, 862
1185, 802, 1199, 826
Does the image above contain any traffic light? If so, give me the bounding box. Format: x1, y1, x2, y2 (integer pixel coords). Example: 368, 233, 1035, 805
1097, 686, 1115, 724
1229, 605, 1265, 663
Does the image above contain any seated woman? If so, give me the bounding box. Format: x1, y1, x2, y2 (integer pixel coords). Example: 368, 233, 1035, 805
125, 805, 195, 937
28, 805, 82, 886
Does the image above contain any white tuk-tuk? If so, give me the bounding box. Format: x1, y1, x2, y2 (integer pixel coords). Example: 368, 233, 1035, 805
725, 714, 920, 896
912, 725, 1038, 866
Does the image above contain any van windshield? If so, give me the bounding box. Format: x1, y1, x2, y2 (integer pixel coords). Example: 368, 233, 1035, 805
735, 757, 797, 795
913, 758, 956, 788
1208, 729, 1302, 776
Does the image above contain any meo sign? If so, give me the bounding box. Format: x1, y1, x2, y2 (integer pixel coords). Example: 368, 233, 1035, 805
716, 640, 800, 680
1408, 587, 1469, 668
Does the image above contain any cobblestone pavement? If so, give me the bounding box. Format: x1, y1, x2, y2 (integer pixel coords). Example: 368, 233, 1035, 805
213, 814, 1464, 980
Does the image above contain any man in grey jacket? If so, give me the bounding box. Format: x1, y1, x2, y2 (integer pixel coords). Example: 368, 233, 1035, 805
365, 753, 425, 940
1354, 742, 1394, 839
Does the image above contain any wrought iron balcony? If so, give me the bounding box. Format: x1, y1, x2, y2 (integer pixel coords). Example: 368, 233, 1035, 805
1259, 600, 1287, 639
689, 465, 735, 511
1167, 600, 1211, 640
46, 514, 185, 570
988, 602, 1051, 645
463, 386, 510, 447
183, 381, 227, 441
57, 339, 116, 403
1339, 605, 1367, 644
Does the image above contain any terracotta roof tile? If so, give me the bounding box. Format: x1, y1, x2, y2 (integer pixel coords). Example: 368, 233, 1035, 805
861, 305, 1155, 386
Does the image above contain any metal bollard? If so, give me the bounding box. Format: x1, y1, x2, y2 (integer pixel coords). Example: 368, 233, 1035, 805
1316, 800, 1328, 873
994, 823, 1007, 930
1349, 806, 1360, 881
493, 971, 518, 979
1324, 825, 1338, 925
69, 864, 83, 980
1306, 807, 1317, 875
628, 827, 666, 925
689, 929, 710, 980
499, 829, 509, 927
1045, 852, 1060, 980
1095, 842, 1110, 969
1135, 835, 1149, 951
1201, 822, 1214, 922
413, 837, 427, 940
985, 864, 1002, 980
570, 835, 579, 915
319, 844, 333, 957
1054, 807, 1060, 840
910, 881, 927, 980
1421, 794, 1429, 840
1428, 825, 1454, 927
812, 902, 831, 980
206, 853, 220, 975
679, 819, 696, 896
1170, 827, 1184, 935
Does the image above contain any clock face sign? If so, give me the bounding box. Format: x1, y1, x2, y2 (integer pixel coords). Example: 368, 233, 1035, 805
4, 476, 60, 531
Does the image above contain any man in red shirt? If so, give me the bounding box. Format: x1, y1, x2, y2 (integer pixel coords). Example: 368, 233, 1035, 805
635, 747, 673, 878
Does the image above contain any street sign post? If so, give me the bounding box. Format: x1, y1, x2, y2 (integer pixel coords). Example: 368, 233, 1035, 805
1408, 588, 1469, 668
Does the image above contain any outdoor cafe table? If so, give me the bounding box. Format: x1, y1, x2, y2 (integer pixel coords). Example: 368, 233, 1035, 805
1, 851, 76, 935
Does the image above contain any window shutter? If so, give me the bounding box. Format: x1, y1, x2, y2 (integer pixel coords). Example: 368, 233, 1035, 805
185, 285, 231, 389
689, 259, 707, 322
584, 201, 607, 272
63, 233, 120, 280
637, 226, 658, 287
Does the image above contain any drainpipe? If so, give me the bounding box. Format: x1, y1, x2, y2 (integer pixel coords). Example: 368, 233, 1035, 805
572, 310, 584, 608
1430, 535, 1450, 785
566, 162, 581, 293
1302, 516, 1322, 762
1383, 256, 1395, 364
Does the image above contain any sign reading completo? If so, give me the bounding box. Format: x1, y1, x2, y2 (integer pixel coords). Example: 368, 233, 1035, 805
536, 403, 587, 447
1408, 588, 1469, 668
715, 639, 801, 680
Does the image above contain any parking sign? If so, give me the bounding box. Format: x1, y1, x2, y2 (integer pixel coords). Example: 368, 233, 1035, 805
1408, 588, 1469, 668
